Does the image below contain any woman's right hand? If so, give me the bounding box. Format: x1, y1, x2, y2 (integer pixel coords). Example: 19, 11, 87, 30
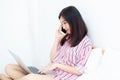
55, 26, 66, 41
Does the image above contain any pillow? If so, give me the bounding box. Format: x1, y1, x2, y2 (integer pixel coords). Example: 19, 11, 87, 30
84, 48, 103, 73
96, 48, 120, 80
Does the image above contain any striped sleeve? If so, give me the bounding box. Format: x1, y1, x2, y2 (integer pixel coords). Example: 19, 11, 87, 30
75, 40, 92, 74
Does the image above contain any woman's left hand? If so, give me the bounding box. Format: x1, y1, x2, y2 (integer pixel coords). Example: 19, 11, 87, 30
38, 63, 58, 74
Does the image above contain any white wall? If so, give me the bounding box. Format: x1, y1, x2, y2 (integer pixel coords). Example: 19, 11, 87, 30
0, 0, 120, 72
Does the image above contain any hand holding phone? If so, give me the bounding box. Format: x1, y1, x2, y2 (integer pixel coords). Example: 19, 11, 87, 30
60, 27, 67, 35
55, 26, 66, 41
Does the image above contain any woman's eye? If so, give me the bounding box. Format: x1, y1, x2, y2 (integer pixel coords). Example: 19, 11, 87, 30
63, 22, 67, 24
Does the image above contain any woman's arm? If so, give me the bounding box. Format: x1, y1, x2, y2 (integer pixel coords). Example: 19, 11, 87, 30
50, 39, 60, 62
39, 63, 81, 76
50, 26, 65, 62
55, 63, 81, 76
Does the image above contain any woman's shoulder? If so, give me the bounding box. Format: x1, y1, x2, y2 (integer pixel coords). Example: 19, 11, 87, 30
66, 35, 92, 47
82, 35, 91, 42
79, 35, 92, 46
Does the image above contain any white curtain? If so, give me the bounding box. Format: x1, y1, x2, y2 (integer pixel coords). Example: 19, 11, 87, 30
0, 0, 34, 72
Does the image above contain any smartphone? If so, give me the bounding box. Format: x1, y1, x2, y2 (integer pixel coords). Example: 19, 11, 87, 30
61, 27, 67, 35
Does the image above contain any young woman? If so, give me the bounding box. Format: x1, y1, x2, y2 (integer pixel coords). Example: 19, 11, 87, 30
0, 6, 92, 80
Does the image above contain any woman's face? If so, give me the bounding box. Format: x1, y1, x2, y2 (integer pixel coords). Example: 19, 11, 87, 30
60, 16, 71, 34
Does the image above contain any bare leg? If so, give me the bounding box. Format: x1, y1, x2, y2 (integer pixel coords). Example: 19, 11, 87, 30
0, 73, 12, 80
5, 64, 28, 80
15, 74, 54, 80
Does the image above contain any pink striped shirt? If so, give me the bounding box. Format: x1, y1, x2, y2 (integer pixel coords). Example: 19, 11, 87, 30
52, 35, 92, 80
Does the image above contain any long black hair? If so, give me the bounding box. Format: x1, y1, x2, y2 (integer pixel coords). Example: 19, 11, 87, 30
59, 6, 88, 47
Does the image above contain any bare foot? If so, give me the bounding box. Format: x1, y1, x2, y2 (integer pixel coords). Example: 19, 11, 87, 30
0, 74, 12, 80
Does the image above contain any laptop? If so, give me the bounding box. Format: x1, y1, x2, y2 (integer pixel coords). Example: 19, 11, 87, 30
8, 50, 39, 74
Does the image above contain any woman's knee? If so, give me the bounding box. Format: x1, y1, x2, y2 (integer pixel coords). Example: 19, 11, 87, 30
5, 64, 17, 75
